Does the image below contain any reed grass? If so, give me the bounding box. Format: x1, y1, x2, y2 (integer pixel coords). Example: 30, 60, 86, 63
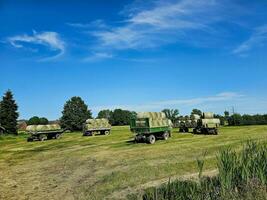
132, 140, 267, 200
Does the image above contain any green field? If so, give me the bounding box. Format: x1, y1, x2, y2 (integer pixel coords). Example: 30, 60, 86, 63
0, 125, 267, 200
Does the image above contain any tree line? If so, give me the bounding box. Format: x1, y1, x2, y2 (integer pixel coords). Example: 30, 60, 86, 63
1, 89, 267, 135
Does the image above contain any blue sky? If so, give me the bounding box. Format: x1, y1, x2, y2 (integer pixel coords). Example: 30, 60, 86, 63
1, 0, 267, 120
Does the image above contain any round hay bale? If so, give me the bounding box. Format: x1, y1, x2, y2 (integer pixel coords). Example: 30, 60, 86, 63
202, 112, 214, 119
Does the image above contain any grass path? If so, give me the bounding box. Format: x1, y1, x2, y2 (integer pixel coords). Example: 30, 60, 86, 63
0, 125, 266, 199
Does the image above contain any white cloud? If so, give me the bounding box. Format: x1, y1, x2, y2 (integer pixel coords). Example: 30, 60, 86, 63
92, 92, 243, 112
233, 24, 267, 55
66, 20, 108, 29
83, 52, 113, 62
7, 31, 65, 60
91, 0, 230, 50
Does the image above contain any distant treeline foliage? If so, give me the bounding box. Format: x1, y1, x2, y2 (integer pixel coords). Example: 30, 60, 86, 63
27, 116, 49, 125
97, 109, 136, 126
227, 113, 267, 126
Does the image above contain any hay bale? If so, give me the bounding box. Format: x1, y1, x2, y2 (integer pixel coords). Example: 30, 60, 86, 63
202, 112, 214, 119
137, 112, 166, 119
26, 125, 37, 132
191, 114, 200, 120
84, 118, 111, 130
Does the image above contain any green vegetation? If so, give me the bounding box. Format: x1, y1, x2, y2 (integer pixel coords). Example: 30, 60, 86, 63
228, 113, 267, 126
0, 125, 266, 199
161, 109, 179, 123
60, 96, 92, 131
0, 90, 19, 134
27, 116, 49, 125
133, 141, 267, 200
97, 109, 137, 126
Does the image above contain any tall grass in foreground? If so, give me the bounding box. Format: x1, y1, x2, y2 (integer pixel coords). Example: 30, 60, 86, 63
128, 140, 267, 200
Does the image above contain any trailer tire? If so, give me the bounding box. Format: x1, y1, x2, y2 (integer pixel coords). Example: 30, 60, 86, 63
147, 135, 156, 144
104, 130, 110, 135
27, 137, 33, 142
39, 135, 46, 141
162, 132, 169, 140
55, 133, 61, 139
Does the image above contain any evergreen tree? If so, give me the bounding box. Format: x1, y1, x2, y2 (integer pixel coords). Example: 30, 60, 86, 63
0, 90, 19, 134
60, 96, 92, 131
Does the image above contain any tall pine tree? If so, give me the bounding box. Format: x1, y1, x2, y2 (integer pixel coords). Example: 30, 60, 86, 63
60, 96, 92, 131
0, 90, 19, 134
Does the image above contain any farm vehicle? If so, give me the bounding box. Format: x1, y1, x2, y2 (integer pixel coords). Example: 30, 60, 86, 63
130, 112, 172, 144
26, 124, 65, 142
175, 112, 220, 135
193, 112, 220, 135
83, 118, 111, 136
176, 114, 200, 132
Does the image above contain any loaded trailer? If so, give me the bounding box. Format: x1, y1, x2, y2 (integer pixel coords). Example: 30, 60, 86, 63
83, 118, 111, 136
130, 112, 172, 144
26, 124, 65, 142
176, 114, 200, 133
193, 112, 220, 135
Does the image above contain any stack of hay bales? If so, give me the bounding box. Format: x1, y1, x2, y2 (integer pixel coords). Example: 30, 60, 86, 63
201, 112, 220, 127
137, 112, 171, 128
26, 124, 61, 132
84, 118, 111, 130
190, 114, 201, 127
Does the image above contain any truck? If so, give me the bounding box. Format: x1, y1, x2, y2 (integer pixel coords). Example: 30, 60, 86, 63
26, 124, 65, 142
130, 112, 172, 144
83, 118, 111, 136
176, 114, 200, 132
193, 112, 220, 135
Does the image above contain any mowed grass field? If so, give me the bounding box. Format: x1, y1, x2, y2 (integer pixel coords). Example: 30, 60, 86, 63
0, 125, 267, 200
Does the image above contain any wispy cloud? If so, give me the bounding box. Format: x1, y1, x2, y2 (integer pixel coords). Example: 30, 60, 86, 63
92, 92, 243, 112
233, 24, 267, 55
90, 0, 233, 51
66, 20, 108, 29
83, 52, 113, 62
7, 30, 65, 60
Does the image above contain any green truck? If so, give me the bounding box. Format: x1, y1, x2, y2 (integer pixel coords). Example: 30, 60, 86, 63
193, 112, 220, 135
26, 124, 65, 142
83, 118, 111, 136
130, 112, 172, 144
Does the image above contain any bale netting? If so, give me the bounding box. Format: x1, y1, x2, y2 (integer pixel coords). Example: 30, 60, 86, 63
137, 112, 166, 119
202, 112, 214, 119
201, 119, 220, 125
26, 124, 61, 132
84, 118, 111, 130
191, 114, 201, 120
148, 119, 170, 128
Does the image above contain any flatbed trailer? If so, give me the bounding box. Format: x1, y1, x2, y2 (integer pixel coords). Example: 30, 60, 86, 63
83, 128, 111, 136
27, 129, 65, 142
130, 117, 172, 144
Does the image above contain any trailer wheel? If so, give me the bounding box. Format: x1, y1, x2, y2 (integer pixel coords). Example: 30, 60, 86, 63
147, 135, 156, 144
162, 131, 169, 140
104, 130, 110, 135
185, 127, 189, 132
55, 133, 61, 139
27, 137, 33, 142
39, 135, 46, 141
